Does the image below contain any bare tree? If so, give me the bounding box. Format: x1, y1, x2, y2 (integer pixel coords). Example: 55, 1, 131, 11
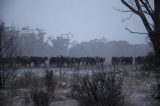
120, 0, 160, 62
0, 22, 18, 90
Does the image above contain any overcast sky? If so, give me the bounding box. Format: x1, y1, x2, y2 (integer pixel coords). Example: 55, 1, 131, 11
0, 0, 147, 44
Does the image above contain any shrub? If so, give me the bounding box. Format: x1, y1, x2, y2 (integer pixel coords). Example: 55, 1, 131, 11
44, 69, 57, 95
23, 91, 31, 105
0, 92, 6, 106
31, 88, 50, 106
70, 71, 124, 106
142, 53, 160, 71
9, 71, 38, 90
23, 71, 35, 88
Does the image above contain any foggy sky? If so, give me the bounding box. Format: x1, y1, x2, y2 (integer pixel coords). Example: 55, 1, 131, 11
0, 0, 147, 44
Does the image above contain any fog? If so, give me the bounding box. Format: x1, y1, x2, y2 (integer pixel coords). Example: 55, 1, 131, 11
14, 27, 151, 63
0, 0, 152, 61
1, 1, 159, 106
0, 0, 147, 44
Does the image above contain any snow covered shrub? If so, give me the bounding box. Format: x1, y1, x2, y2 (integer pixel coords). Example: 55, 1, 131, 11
44, 69, 57, 95
23, 71, 36, 88
11, 71, 35, 89
70, 71, 124, 106
31, 88, 50, 106
23, 92, 31, 105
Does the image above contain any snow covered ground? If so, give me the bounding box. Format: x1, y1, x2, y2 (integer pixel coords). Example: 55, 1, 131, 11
1, 65, 160, 106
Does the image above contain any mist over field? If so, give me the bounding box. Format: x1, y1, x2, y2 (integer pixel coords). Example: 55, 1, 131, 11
1, 0, 160, 106
0, 0, 147, 44
12, 27, 151, 64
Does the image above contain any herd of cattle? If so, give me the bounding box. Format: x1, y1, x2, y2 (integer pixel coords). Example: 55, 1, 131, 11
0, 56, 152, 67
112, 56, 154, 65
0, 56, 105, 67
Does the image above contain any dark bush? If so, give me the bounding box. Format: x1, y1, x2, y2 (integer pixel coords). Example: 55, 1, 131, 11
70, 71, 124, 106
0, 92, 6, 106
23, 92, 31, 105
142, 53, 160, 71
31, 88, 50, 106
23, 71, 36, 88
10, 71, 35, 89
44, 69, 57, 95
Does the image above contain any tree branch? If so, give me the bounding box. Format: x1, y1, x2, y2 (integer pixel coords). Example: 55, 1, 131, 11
121, 13, 134, 22
121, 0, 141, 15
113, 7, 132, 13
140, 0, 154, 21
125, 27, 147, 35
121, 0, 153, 33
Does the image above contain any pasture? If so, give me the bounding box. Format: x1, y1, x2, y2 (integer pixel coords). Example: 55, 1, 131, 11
1, 63, 160, 106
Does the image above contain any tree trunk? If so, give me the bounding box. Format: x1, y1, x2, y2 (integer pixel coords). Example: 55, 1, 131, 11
153, 39, 160, 59
149, 31, 160, 66
153, 0, 160, 62
154, 0, 160, 34
0, 24, 2, 90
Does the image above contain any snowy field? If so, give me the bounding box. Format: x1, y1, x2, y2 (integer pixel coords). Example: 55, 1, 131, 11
1, 65, 160, 106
